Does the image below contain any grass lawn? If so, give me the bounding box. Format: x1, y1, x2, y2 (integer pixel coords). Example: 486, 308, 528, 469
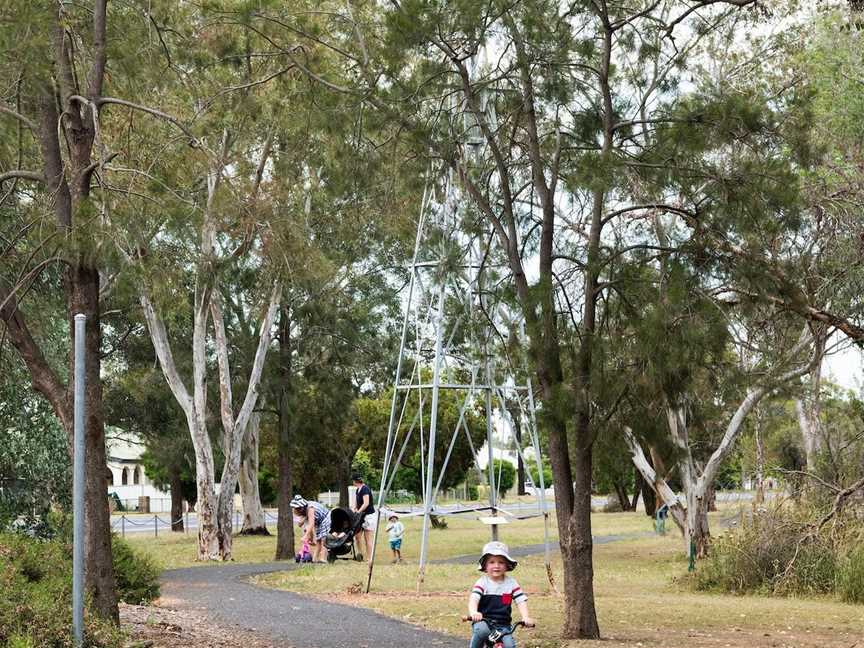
251, 508, 864, 648
130, 504, 864, 647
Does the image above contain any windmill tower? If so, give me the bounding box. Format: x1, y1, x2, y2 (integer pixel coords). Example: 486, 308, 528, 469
364, 71, 553, 589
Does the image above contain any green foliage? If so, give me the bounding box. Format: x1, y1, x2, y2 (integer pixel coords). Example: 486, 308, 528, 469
0, 375, 70, 535
691, 504, 864, 601
528, 457, 553, 487
111, 536, 161, 605
490, 459, 516, 495
0, 534, 123, 647
836, 544, 864, 604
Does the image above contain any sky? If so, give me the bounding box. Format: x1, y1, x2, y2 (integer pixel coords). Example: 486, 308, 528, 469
824, 339, 864, 393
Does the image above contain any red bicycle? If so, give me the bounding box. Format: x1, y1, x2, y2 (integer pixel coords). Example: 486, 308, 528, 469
462, 616, 535, 648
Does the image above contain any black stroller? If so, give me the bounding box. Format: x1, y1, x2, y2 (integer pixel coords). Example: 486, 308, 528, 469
325, 507, 366, 563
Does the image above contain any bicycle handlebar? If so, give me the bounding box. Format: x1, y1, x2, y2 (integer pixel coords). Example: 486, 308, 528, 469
461, 616, 535, 628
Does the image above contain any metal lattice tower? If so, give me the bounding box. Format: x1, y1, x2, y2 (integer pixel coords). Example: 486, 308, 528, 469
364, 166, 552, 592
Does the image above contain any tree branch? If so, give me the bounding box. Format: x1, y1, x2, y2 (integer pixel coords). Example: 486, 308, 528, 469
139, 291, 194, 418
0, 105, 37, 132
0, 282, 71, 433
85, 96, 201, 146
0, 170, 44, 184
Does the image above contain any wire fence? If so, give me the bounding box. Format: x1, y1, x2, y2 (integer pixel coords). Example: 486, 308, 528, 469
110, 509, 284, 538
108, 490, 763, 538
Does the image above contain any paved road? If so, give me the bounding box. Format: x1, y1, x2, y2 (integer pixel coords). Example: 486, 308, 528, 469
161, 561, 463, 648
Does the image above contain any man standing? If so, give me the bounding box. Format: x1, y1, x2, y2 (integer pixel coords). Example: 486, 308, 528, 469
351, 474, 375, 562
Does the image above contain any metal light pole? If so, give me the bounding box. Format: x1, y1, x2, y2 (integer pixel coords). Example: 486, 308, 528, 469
72, 314, 86, 646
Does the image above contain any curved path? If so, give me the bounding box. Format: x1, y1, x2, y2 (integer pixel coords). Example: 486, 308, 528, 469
160, 532, 651, 647
161, 561, 463, 648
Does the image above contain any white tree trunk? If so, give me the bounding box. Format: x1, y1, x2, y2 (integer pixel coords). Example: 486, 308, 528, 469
625, 331, 815, 558
239, 411, 268, 534
141, 290, 221, 560
622, 427, 686, 533
797, 330, 827, 472
137, 132, 280, 561
211, 282, 281, 559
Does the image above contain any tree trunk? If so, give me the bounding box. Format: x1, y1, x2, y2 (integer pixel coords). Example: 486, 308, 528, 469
564, 443, 599, 638
706, 482, 717, 512
640, 476, 656, 516
623, 428, 686, 533
797, 330, 826, 473
275, 302, 295, 560
338, 460, 351, 509
72, 266, 119, 621
169, 463, 184, 532
275, 437, 295, 559
613, 480, 630, 511
239, 411, 269, 535
189, 416, 221, 561
631, 468, 643, 512
685, 486, 711, 558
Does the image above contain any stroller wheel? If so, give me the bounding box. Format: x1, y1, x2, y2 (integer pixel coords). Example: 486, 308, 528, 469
354, 553, 364, 562
327, 550, 337, 564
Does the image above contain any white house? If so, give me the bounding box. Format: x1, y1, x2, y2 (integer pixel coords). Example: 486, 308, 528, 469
106, 429, 173, 513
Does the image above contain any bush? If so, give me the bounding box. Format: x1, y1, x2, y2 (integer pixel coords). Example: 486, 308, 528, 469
836, 544, 864, 604
0, 533, 123, 647
690, 503, 864, 601
490, 459, 516, 494
112, 535, 160, 604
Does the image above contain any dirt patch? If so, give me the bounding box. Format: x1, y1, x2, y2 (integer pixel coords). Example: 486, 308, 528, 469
120, 602, 286, 647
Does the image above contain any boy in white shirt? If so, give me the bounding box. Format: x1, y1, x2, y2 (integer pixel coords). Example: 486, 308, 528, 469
385, 513, 404, 563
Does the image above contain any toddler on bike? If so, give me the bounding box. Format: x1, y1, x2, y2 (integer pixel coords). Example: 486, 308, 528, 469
467, 541, 534, 648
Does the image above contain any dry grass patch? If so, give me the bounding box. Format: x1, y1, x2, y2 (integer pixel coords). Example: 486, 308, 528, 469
257, 515, 864, 648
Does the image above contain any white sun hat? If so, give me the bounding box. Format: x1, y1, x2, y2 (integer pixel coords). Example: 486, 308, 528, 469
477, 540, 518, 571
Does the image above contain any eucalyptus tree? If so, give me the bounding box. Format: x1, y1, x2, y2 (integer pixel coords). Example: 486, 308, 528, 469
268, 0, 770, 638
103, 311, 195, 534
131, 109, 282, 561
0, 0, 129, 618
786, 10, 864, 471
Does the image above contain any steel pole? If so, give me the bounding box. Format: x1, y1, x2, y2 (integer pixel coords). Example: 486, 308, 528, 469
484, 360, 498, 541
72, 314, 86, 646
416, 282, 447, 588
365, 183, 429, 594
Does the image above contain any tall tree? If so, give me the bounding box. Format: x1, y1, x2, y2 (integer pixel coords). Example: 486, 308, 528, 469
0, 1, 119, 619
285, 0, 765, 638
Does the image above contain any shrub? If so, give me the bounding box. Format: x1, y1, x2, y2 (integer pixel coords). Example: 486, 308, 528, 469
836, 544, 864, 604
690, 502, 864, 601
0, 533, 123, 647
112, 535, 160, 604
